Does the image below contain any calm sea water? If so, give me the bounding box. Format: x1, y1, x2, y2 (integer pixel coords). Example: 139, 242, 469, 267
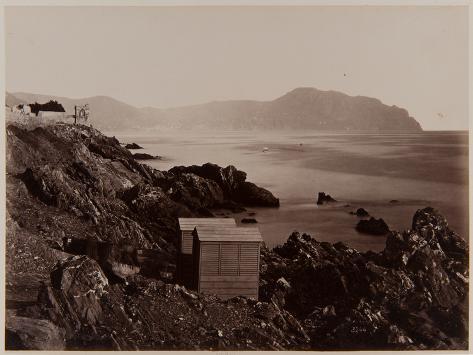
112, 130, 469, 252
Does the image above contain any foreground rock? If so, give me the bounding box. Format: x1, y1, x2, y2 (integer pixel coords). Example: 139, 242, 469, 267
28, 255, 310, 350
260, 207, 468, 350
356, 217, 390, 235
316, 192, 337, 205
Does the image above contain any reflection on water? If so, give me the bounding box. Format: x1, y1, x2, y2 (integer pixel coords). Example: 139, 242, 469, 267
113, 130, 469, 252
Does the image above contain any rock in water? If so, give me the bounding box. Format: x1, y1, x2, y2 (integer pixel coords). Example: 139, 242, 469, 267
316, 192, 337, 205
133, 153, 160, 160
125, 143, 143, 149
350, 207, 369, 217
356, 217, 390, 235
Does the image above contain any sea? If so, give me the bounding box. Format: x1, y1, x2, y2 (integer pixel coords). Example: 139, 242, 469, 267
112, 130, 469, 252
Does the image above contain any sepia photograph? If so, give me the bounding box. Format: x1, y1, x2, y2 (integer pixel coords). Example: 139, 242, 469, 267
2, 1, 470, 351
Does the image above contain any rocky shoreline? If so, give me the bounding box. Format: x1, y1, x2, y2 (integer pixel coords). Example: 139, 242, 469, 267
5, 122, 468, 350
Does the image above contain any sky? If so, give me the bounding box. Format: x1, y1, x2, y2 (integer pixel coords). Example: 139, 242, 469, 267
5, 5, 469, 130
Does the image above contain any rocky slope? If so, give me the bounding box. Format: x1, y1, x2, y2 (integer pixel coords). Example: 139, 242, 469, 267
5, 122, 466, 350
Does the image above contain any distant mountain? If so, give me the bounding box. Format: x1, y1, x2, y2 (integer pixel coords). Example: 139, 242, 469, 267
6, 88, 422, 131
6, 92, 27, 108
8, 92, 155, 131
159, 88, 422, 131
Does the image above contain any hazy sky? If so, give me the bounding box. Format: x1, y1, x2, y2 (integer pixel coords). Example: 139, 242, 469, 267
5, 6, 469, 130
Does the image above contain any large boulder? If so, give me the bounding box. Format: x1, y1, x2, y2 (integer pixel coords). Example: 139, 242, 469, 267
37, 255, 131, 349
6, 312, 66, 350
44, 255, 109, 333
167, 173, 225, 210
120, 183, 192, 219
169, 163, 279, 207
169, 163, 246, 196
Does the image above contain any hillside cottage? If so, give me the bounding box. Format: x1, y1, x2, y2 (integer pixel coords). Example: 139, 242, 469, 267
177, 218, 236, 287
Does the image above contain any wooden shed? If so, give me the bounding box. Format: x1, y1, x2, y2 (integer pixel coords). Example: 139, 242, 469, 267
177, 218, 236, 287
192, 226, 262, 300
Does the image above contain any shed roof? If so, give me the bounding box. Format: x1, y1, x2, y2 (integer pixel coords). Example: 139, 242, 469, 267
194, 226, 263, 242
178, 218, 236, 231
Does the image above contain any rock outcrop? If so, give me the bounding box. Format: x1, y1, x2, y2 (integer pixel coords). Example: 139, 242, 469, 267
169, 163, 279, 207
259, 207, 468, 350
6, 123, 276, 252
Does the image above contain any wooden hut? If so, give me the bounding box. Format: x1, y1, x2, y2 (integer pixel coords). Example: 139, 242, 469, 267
192, 226, 262, 300
177, 218, 236, 287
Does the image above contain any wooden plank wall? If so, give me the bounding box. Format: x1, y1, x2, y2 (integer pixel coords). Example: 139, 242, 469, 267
197, 241, 260, 300
181, 231, 194, 254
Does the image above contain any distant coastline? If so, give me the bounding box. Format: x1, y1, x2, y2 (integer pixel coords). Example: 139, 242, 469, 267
7, 87, 422, 132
